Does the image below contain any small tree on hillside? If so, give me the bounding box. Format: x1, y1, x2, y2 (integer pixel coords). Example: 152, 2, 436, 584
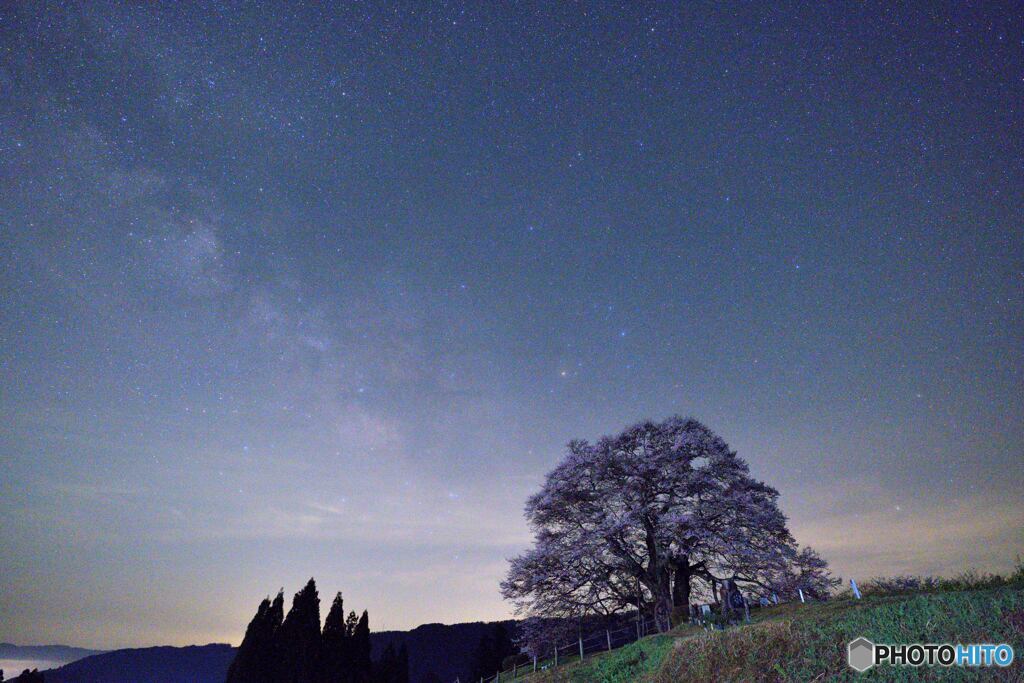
763, 546, 839, 600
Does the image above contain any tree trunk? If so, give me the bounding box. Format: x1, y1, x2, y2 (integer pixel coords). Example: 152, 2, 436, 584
640, 568, 673, 633
641, 518, 673, 632
654, 567, 673, 632
671, 557, 691, 608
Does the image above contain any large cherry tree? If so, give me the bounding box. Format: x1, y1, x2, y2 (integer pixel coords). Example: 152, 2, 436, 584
502, 417, 836, 630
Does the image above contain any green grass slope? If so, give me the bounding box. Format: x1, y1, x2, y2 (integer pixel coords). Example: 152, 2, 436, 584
515, 584, 1024, 682
513, 632, 678, 683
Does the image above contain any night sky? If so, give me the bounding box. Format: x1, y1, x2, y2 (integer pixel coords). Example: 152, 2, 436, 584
1, 2, 1021, 649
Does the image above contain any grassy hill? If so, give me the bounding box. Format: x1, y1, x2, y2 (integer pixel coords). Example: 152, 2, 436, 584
509, 582, 1024, 682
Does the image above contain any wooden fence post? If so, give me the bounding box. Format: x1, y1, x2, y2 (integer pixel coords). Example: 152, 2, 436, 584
606, 629, 612, 651
579, 636, 584, 661
554, 645, 558, 668
532, 656, 537, 672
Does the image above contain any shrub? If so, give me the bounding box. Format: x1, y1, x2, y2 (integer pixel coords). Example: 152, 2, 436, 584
1011, 555, 1024, 585
863, 575, 941, 595
939, 568, 1005, 592
862, 566, 1022, 598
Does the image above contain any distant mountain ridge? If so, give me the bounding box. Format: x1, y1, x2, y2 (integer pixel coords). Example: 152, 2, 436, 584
43, 644, 235, 683
30, 619, 511, 683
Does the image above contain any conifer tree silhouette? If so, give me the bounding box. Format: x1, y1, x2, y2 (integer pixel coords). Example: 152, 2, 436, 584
318, 592, 351, 682
349, 610, 372, 682
227, 590, 284, 683
227, 580, 375, 683
276, 579, 322, 683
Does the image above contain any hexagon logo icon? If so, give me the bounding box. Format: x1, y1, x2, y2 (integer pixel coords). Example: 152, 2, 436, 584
848, 637, 875, 672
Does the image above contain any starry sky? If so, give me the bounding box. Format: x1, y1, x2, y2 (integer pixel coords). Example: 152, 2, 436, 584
1, 2, 1022, 649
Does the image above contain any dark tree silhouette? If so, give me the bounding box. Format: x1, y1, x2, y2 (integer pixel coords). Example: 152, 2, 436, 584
11, 671, 44, 683
396, 645, 408, 683
469, 623, 515, 681
373, 642, 409, 683
318, 592, 350, 682
227, 590, 285, 683
374, 643, 396, 683
227, 581, 374, 683
349, 611, 372, 682
276, 579, 322, 683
